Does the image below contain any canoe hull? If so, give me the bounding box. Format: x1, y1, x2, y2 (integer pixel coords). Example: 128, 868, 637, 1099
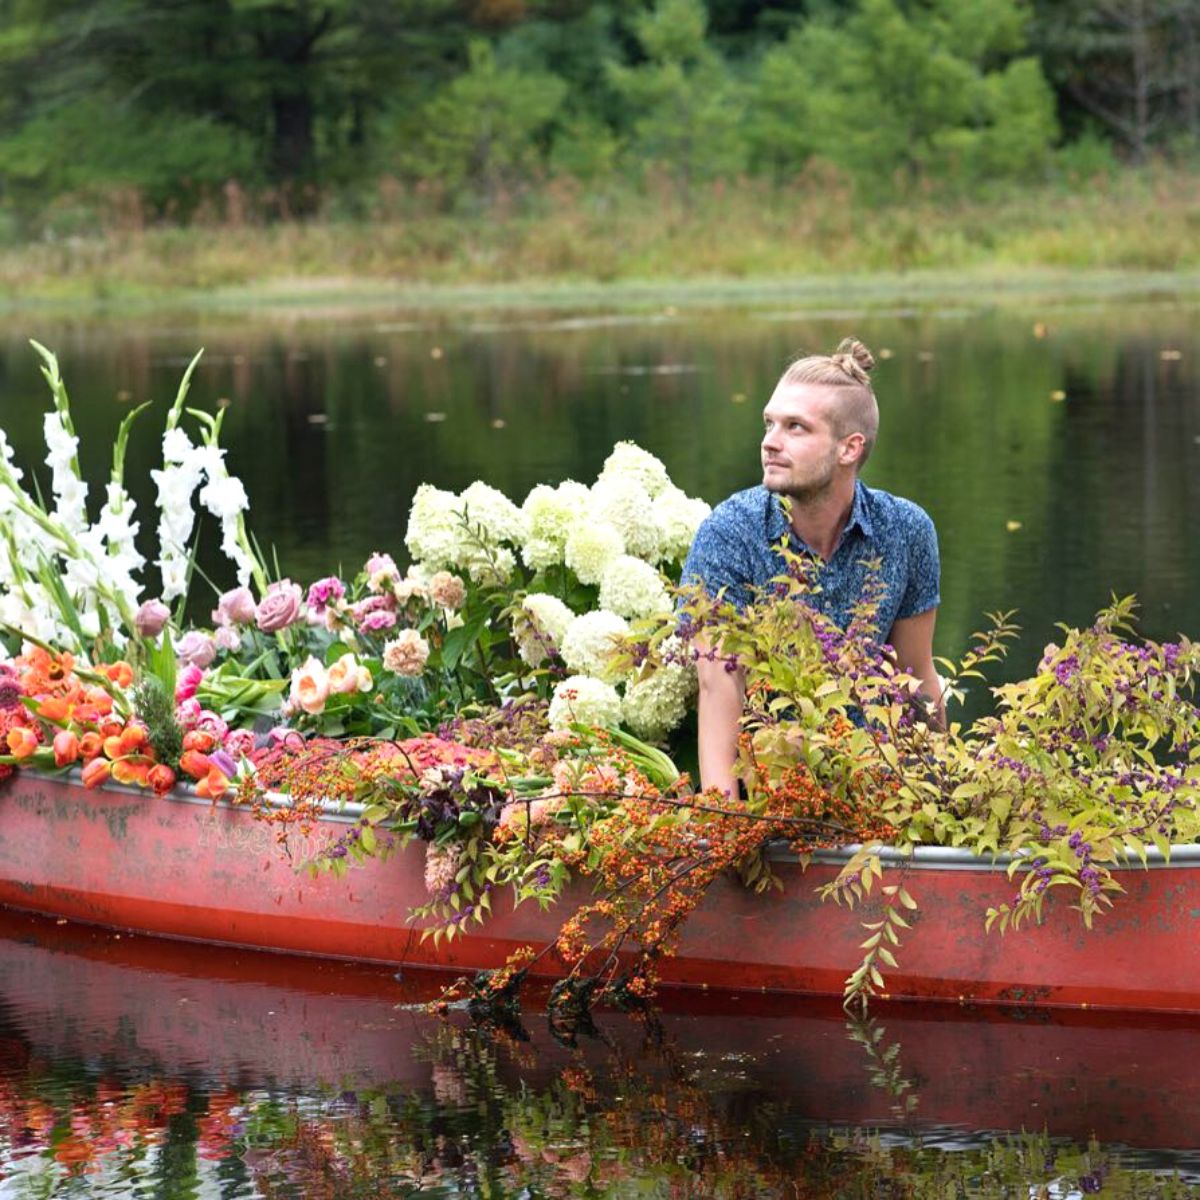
3, 771, 1200, 1011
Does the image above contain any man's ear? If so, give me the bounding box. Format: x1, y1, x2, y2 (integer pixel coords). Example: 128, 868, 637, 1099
839, 432, 866, 466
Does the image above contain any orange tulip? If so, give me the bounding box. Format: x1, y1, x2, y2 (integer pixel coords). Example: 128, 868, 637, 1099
78, 731, 103, 760
104, 661, 134, 688
179, 749, 212, 780
100, 720, 123, 739
112, 757, 150, 787
182, 730, 216, 754
85, 687, 114, 716
102, 735, 124, 760
81, 757, 111, 789
36, 697, 71, 723
5, 727, 38, 759
117, 724, 149, 755
147, 764, 176, 796
52, 730, 80, 767
195, 768, 230, 801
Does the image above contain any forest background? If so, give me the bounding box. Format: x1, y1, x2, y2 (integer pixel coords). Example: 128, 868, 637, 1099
1, 0, 1197, 298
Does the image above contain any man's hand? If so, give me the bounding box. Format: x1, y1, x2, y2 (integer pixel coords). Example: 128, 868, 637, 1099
888, 608, 945, 730
695, 637, 745, 798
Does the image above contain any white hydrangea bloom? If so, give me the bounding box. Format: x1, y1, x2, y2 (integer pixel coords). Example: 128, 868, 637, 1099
598, 555, 671, 619
564, 521, 624, 586
560, 609, 629, 677
654, 484, 712, 563
599, 441, 671, 498
516, 592, 575, 666
460, 481, 529, 547
405, 484, 465, 570
463, 545, 516, 586
592, 477, 661, 561
622, 656, 697, 741
549, 674, 622, 732
521, 480, 590, 570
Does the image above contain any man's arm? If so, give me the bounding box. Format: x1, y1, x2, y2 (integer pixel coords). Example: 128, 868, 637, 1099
888, 607, 945, 729
695, 638, 745, 797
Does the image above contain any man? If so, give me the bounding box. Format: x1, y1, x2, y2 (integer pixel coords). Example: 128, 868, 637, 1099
681, 337, 942, 798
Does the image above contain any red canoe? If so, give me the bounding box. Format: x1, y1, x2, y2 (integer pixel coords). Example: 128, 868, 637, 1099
2, 770, 1200, 1012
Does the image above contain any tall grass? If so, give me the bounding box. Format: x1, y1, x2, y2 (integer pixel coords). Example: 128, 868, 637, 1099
1, 166, 1197, 303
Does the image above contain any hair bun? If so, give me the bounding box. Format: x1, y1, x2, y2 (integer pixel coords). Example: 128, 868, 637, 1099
832, 337, 875, 382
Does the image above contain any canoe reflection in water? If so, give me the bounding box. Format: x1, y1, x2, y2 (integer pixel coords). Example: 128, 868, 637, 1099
1, 911, 1200, 1198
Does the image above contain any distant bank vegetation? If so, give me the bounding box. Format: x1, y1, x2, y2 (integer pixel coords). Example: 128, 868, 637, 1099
0, 0, 1197, 290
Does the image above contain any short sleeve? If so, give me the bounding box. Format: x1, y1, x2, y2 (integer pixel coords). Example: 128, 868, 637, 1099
896, 507, 940, 619
681, 518, 756, 610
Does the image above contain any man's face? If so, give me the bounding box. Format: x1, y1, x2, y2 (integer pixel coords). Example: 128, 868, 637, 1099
760, 383, 844, 500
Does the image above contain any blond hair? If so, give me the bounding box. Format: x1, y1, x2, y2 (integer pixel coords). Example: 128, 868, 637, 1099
779, 337, 879, 466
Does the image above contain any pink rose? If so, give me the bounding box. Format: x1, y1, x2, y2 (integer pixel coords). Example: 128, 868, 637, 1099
213, 624, 241, 652
175, 630, 216, 669
223, 728, 256, 757
176, 697, 202, 729
175, 664, 205, 702
134, 599, 171, 638
195, 709, 229, 742
256, 580, 303, 632
214, 586, 257, 626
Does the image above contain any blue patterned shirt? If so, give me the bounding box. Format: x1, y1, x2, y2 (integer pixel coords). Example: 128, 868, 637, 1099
681, 482, 940, 641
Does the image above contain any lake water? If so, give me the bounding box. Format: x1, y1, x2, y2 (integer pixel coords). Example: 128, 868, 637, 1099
1, 295, 1199, 1197
2, 909, 1200, 1199
0, 294, 1197, 687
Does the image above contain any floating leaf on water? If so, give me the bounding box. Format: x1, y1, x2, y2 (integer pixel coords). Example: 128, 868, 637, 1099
1005, 520, 1023, 532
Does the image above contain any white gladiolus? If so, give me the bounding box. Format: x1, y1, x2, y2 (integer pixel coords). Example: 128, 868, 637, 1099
592, 477, 661, 561
599, 441, 671, 498
560, 609, 629, 678
151, 425, 206, 603
549, 674, 623, 731
44, 412, 89, 534
598, 555, 670, 619
564, 521, 624, 586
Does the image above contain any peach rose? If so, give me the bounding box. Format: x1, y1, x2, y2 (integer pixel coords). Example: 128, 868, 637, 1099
289, 656, 330, 715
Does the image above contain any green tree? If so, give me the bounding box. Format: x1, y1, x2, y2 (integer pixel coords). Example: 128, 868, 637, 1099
387, 40, 567, 199
608, 0, 749, 184
748, 0, 1058, 183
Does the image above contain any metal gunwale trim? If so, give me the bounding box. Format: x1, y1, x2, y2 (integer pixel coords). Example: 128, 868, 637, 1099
84, 776, 1200, 872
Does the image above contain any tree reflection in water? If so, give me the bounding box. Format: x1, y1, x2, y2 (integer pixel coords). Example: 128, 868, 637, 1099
2, 1011, 1200, 1199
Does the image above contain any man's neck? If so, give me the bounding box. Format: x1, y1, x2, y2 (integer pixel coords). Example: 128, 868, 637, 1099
785, 478, 857, 561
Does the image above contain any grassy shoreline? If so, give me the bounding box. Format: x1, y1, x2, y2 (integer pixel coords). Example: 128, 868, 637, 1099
2, 171, 1198, 315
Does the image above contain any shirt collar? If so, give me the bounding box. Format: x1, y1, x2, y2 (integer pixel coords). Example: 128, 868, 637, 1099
764, 480, 874, 544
